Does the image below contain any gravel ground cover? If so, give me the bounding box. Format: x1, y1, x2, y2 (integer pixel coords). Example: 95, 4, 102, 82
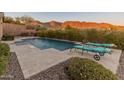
117, 51, 124, 79
28, 60, 69, 80
0, 52, 24, 80
1, 52, 69, 80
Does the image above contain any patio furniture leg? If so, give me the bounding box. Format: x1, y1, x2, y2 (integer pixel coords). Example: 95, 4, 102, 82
82, 49, 83, 55
70, 48, 72, 52
75, 48, 76, 51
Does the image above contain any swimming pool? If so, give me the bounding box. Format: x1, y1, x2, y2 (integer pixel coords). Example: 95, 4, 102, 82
15, 38, 75, 51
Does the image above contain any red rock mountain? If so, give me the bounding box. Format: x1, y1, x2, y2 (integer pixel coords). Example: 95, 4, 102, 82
62, 21, 124, 30
42, 21, 62, 29
30, 21, 43, 26
30, 21, 124, 31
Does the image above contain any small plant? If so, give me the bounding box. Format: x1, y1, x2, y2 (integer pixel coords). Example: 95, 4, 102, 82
65, 57, 117, 80
2, 35, 14, 41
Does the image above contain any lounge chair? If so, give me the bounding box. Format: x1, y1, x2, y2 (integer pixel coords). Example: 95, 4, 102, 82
86, 42, 116, 48
70, 45, 112, 61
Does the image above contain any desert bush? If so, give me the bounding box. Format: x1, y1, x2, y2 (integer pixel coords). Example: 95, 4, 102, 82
36, 28, 124, 50
34, 26, 47, 31
2, 35, 14, 41
65, 57, 117, 80
20, 32, 30, 36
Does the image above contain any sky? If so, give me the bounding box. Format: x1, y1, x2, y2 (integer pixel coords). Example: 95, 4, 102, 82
4, 12, 124, 26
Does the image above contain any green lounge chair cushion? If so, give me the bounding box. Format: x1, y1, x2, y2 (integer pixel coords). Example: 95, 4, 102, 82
86, 42, 115, 47
73, 45, 112, 53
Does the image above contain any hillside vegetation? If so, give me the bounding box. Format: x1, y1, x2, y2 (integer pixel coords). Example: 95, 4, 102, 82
37, 27, 124, 50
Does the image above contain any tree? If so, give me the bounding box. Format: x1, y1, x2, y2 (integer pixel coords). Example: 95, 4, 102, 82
14, 17, 21, 24
20, 16, 34, 24
4, 16, 14, 23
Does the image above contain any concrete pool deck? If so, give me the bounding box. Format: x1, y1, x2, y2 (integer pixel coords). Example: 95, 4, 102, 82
7, 37, 122, 78
10, 44, 71, 78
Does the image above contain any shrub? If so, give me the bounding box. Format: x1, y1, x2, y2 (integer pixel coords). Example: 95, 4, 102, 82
2, 35, 14, 41
0, 43, 10, 76
20, 32, 30, 36
65, 57, 117, 80
34, 26, 47, 31
36, 30, 45, 37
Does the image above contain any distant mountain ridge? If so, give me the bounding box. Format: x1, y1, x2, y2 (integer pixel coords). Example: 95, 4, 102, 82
30, 20, 62, 29
62, 21, 124, 31
30, 20, 124, 31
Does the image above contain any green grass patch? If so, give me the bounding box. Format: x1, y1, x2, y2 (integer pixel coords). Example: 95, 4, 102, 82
0, 43, 10, 76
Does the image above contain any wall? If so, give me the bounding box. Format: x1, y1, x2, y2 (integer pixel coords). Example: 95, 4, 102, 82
0, 13, 4, 40
3, 23, 36, 36
0, 21, 2, 40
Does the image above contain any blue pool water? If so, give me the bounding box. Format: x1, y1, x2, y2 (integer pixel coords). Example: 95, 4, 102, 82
15, 38, 75, 51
